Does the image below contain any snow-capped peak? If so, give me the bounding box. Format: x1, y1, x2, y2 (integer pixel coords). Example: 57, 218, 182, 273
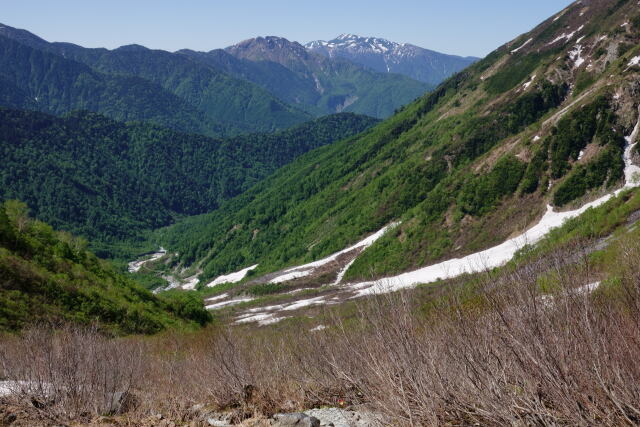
305, 34, 404, 55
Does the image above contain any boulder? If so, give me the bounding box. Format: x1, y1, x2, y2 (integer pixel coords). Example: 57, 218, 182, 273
271, 413, 320, 427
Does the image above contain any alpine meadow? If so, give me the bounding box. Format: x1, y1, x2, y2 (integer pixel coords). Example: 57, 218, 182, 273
3, 0, 640, 425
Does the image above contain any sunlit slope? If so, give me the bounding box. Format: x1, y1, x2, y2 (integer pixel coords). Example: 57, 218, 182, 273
161, 0, 640, 284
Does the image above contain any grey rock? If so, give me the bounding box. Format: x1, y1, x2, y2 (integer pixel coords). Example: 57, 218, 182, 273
272, 412, 320, 427
207, 413, 234, 427
304, 408, 380, 427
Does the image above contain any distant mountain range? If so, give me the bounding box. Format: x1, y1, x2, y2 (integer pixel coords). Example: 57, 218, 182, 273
306, 34, 479, 86
0, 24, 454, 132
180, 35, 431, 118
0, 24, 311, 136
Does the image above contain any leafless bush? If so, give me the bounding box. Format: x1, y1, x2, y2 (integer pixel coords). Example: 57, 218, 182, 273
3, 237, 640, 425
0, 324, 144, 420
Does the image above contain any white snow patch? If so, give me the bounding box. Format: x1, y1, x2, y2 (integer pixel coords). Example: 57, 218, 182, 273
128, 247, 166, 273
548, 25, 584, 46
205, 293, 229, 303
628, 56, 640, 67
349, 113, 640, 297
207, 264, 258, 287
206, 297, 254, 311
281, 296, 328, 311
511, 38, 533, 54
538, 281, 601, 308
270, 222, 400, 284
533, 135, 541, 142
181, 275, 200, 290
569, 44, 585, 68
624, 113, 640, 186
235, 312, 288, 326
332, 258, 357, 286
311, 325, 327, 332
0, 381, 53, 397
522, 74, 536, 90
578, 150, 585, 161
235, 296, 336, 325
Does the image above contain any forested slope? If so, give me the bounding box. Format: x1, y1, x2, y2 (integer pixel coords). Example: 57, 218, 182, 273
0, 108, 377, 256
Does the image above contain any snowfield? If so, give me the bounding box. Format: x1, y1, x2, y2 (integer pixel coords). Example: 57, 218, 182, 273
511, 38, 533, 54
207, 264, 258, 287
269, 222, 400, 284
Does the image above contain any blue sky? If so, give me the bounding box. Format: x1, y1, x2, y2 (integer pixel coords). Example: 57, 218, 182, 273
2, 0, 574, 57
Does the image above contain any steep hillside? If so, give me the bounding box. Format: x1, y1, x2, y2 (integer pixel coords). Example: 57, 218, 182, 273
0, 200, 210, 334
0, 108, 376, 256
183, 36, 431, 118
0, 25, 311, 135
306, 34, 479, 85
158, 0, 640, 294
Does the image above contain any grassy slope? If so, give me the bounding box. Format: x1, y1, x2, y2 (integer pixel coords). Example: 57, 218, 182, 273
160, 0, 640, 284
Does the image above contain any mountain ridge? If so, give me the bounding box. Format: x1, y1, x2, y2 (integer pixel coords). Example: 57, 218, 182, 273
305, 33, 479, 85
181, 35, 432, 118
0, 24, 312, 135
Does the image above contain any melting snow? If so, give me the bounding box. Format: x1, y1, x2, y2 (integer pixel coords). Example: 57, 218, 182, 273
522, 75, 536, 90
533, 135, 541, 142
207, 264, 258, 287
628, 56, 640, 67
206, 297, 254, 310
511, 38, 533, 54
548, 25, 584, 45
569, 44, 585, 68
181, 275, 200, 290
349, 113, 640, 297
205, 293, 229, 303
578, 150, 585, 161
236, 312, 288, 326
269, 222, 400, 284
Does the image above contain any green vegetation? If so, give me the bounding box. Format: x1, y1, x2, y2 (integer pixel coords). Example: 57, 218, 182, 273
553, 146, 624, 206
0, 107, 377, 256
520, 96, 626, 202
457, 156, 527, 217
158, 75, 569, 283
246, 283, 287, 296
156, 0, 640, 285
0, 200, 210, 334
0, 35, 234, 137
485, 52, 546, 94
